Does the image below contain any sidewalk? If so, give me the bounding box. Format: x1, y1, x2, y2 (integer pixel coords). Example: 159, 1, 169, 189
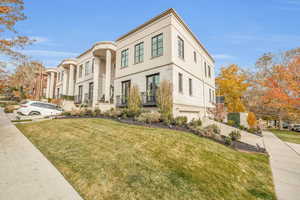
0, 109, 83, 200
263, 131, 300, 200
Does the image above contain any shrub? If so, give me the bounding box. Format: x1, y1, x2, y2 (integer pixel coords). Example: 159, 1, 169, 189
227, 113, 240, 127
173, 116, 188, 126
135, 112, 161, 124
92, 108, 101, 117
85, 109, 93, 116
205, 124, 221, 135
105, 108, 122, 118
4, 105, 16, 113
227, 120, 235, 126
247, 112, 257, 128
224, 136, 232, 146
62, 111, 71, 116
229, 130, 241, 141
188, 118, 202, 127
156, 80, 173, 122
70, 109, 81, 117
127, 85, 142, 117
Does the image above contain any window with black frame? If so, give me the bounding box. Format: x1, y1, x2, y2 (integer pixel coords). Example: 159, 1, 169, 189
121, 80, 131, 104
146, 73, 160, 103
88, 82, 94, 101
78, 85, 83, 103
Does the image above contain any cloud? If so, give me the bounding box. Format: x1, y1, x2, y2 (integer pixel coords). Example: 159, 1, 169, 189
21, 50, 78, 58
213, 54, 235, 60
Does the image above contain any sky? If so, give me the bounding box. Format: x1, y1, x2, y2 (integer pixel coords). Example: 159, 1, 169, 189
3, 0, 300, 73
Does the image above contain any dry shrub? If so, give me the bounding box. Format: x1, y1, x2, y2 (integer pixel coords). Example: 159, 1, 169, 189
156, 80, 173, 122
128, 84, 142, 117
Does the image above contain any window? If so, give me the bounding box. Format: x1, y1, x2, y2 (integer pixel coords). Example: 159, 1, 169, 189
208, 65, 211, 78
88, 82, 94, 101
134, 42, 144, 64
151, 33, 163, 58
178, 36, 184, 59
121, 80, 131, 104
146, 73, 160, 103
189, 78, 193, 96
121, 49, 129, 67
78, 85, 83, 101
62, 71, 64, 81
92, 58, 95, 73
209, 89, 211, 102
79, 65, 83, 78
178, 73, 183, 93
204, 62, 207, 77
85, 61, 90, 76
194, 51, 197, 63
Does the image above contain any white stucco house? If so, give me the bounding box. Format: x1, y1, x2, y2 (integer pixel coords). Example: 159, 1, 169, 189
45, 8, 216, 120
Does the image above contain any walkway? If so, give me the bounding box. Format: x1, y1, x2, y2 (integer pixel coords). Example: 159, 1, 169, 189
0, 109, 83, 200
263, 131, 300, 200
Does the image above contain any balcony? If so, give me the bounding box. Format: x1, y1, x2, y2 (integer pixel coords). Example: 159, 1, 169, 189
116, 92, 157, 108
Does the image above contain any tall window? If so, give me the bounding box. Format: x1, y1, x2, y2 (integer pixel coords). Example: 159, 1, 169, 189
62, 71, 64, 81
134, 42, 144, 64
146, 73, 160, 102
204, 62, 207, 77
92, 58, 95, 73
78, 85, 83, 102
189, 78, 193, 96
85, 61, 90, 76
178, 73, 183, 93
208, 65, 211, 78
152, 33, 163, 58
194, 51, 197, 63
121, 80, 131, 104
79, 65, 83, 78
121, 49, 129, 67
178, 36, 184, 59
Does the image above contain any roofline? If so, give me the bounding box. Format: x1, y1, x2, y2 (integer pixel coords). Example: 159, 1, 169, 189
115, 8, 215, 63
76, 41, 116, 59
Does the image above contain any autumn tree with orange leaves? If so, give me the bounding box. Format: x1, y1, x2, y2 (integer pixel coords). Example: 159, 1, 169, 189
247, 48, 300, 128
216, 64, 250, 113
0, 0, 32, 60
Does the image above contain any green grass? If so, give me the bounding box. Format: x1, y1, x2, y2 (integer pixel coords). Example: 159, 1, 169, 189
17, 118, 276, 200
269, 129, 300, 144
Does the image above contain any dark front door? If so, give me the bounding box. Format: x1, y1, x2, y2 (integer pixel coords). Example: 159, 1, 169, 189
121, 80, 131, 104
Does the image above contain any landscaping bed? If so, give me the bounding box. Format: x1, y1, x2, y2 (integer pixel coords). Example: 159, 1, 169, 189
17, 118, 275, 200
56, 110, 266, 153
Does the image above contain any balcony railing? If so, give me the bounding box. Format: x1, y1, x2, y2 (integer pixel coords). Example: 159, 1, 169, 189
116, 92, 157, 107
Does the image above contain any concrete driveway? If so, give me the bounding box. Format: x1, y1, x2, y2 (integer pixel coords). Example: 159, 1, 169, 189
263, 131, 300, 200
0, 109, 83, 200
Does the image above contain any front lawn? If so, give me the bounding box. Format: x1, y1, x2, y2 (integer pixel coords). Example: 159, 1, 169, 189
269, 129, 300, 144
17, 118, 275, 200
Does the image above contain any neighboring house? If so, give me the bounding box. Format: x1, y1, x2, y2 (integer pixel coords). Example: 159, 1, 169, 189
45, 8, 216, 120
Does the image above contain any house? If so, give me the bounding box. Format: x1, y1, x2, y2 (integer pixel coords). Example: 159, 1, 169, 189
45, 8, 215, 120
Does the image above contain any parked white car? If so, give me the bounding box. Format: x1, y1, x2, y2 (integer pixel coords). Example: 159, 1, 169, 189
17, 101, 63, 116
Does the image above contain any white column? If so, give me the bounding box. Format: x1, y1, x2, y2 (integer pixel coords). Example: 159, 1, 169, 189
46, 74, 50, 98
68, 64, 75, 96
62, 69, 68, 95
105, 50, 111, 102
49, 72, 55, 98
93, 57, 101, 107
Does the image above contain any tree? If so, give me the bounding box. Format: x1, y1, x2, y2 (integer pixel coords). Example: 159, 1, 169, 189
9, 61, 44, 99
0, 0, 32, 60
128, 84, 141, 116
156, 80, 173, 122
247, 48, 300, 128
247, 112, 257, 128
216, 64, 250, 112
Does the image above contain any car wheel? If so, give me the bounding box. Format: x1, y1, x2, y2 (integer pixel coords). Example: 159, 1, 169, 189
29, 111, 41, 116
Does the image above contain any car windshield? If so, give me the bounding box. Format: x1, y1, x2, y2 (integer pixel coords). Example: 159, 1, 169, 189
294, 125, 300, 128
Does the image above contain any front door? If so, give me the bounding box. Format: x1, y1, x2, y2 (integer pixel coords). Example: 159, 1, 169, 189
121, 80, 131, 104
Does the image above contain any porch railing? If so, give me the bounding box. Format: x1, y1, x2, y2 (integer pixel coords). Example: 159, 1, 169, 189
116, 92, 157, 107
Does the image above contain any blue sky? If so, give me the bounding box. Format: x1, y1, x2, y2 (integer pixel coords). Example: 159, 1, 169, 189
4, 0, 300, 72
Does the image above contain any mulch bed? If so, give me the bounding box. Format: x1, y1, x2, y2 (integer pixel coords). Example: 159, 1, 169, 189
55, 115, 266, 154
